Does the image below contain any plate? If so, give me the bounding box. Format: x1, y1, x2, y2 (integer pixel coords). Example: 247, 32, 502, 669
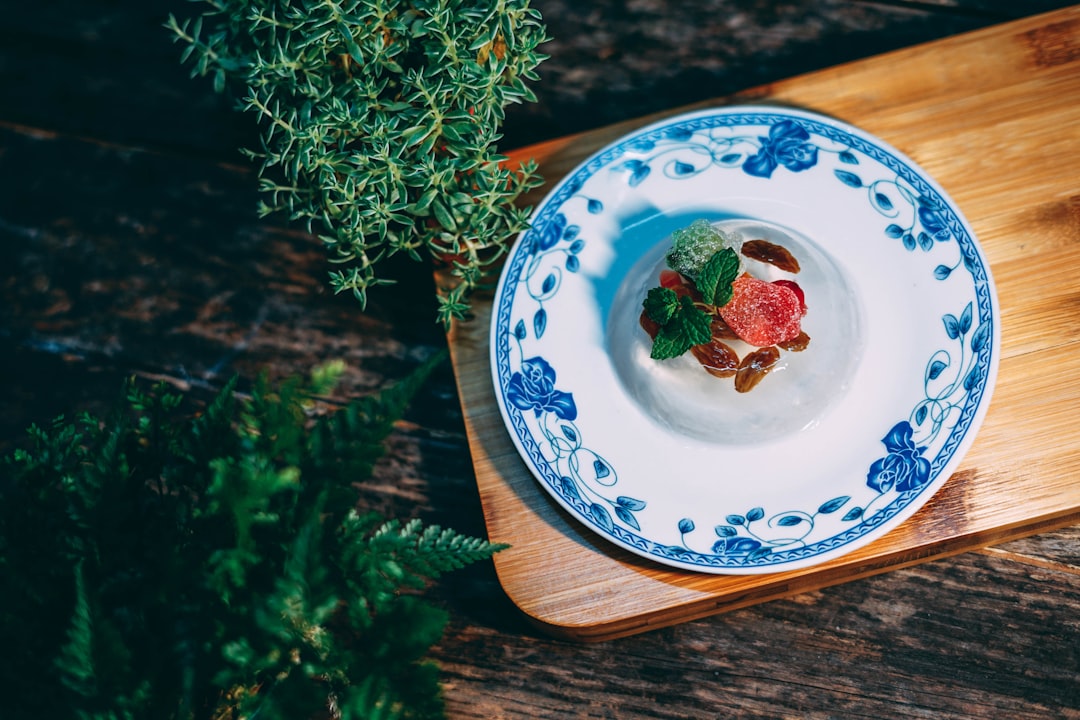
489, 106, 999, 574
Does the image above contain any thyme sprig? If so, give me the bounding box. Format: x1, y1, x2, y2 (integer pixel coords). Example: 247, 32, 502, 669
167, 0, 549, 326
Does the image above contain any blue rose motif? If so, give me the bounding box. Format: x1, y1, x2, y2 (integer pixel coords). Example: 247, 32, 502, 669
743, 120, 819, 178
531, 212, 567, 253
917, 196, 951, 241
507, 356, 578, 421
866, 421, 931, 493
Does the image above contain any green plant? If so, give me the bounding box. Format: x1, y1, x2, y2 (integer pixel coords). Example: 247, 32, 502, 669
166, 0, 549, 326
0, 354, 505, 720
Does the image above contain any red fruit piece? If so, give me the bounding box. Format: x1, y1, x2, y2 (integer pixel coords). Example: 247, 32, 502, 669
658, 269, 699, 301
720, 276, 804, 347
772, 279, 806, 312
659, 269, 684, 288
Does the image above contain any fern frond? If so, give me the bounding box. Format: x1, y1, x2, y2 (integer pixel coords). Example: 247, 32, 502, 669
55, 561, 97, 698
373, 518, 508, 579
337, 514, 506, 612
307, 351, 448, 482
338, 675, 405, 720
3, 353, 500, 719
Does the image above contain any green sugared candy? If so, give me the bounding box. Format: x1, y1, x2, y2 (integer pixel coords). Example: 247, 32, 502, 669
665, 219, 742, 280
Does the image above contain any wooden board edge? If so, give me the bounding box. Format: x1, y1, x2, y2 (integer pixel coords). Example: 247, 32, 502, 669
515, 508, 1080, 642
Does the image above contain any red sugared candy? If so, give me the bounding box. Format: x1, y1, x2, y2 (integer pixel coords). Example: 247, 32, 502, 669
771, 279, 806, 312
719, 276, 805, 347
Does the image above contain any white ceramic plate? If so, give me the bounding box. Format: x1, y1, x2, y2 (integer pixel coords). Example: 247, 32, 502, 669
489, 106, 998, 574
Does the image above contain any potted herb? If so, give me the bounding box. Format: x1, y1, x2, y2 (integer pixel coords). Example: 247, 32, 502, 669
166, 0, 549, 325
1, 356, 505, 719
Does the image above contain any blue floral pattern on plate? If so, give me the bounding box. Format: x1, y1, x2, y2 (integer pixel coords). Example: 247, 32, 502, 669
490, 107, 998, 573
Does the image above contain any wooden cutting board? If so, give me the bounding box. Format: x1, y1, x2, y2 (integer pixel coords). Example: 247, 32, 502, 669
446, 6, 1080, 642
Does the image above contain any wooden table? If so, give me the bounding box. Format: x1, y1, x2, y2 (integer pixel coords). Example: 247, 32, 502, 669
2, 2, 1078, 718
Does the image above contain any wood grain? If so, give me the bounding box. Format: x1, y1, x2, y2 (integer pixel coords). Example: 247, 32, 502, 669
446, 6, 1080, 641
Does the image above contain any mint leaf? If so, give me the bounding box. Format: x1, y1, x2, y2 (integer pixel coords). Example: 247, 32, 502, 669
650, 295, 711, 359
643, 286, 679, 325
697, 248, 740, 307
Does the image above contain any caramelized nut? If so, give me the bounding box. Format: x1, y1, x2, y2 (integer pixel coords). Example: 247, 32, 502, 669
777, 331, 811, 352
709, 313, 740, 340
691, 339, 739, 378
734, 346, 781, 393
639, 309, 660, 339
741, 239, 801, 273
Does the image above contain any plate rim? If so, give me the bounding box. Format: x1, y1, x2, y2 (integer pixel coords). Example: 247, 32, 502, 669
489, 104, 1000, 574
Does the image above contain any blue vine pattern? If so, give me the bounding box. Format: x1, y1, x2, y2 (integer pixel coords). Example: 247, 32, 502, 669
495, 111, 995, 569
521, 203, 600, 342
506, 209, 647, 530
611, 118, 971, 283
676, 296, 990, 562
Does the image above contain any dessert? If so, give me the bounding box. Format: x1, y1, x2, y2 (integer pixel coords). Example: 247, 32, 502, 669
639, 219, 810, 392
